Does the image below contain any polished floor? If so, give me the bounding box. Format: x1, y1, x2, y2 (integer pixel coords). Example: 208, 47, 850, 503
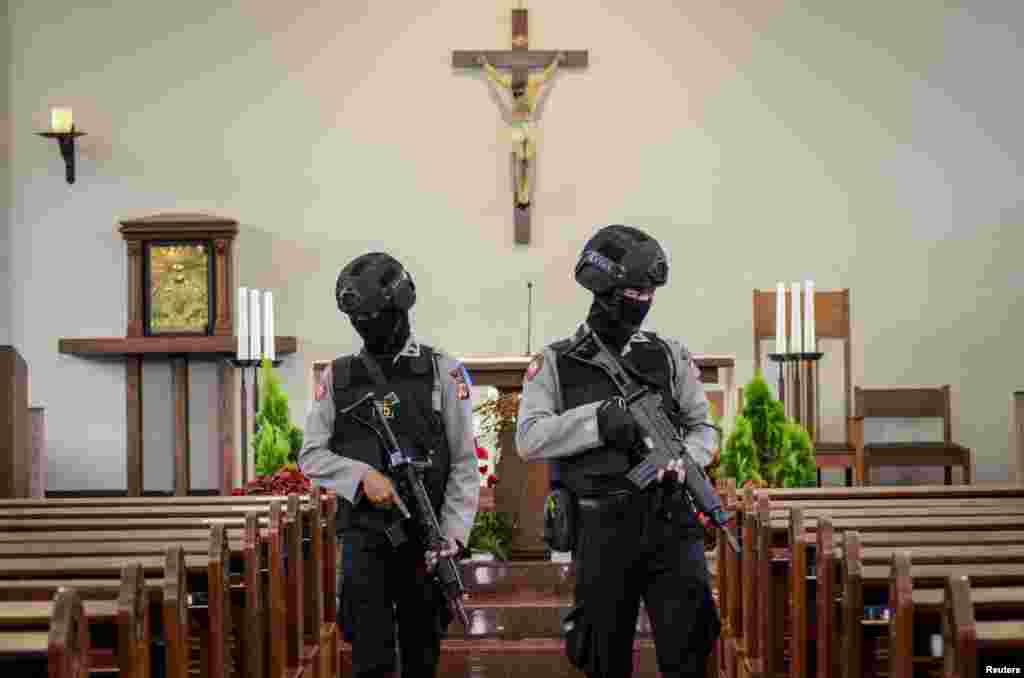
341, 638, 663, 677
335, 559, 694, 677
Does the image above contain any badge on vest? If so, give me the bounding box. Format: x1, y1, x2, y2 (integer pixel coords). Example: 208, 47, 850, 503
376, 392, 400, 419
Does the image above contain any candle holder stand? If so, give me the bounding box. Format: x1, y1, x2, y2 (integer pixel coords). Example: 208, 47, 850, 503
36, 128, 87, 184
228, 357, 283, 487
768, 351, 824, 441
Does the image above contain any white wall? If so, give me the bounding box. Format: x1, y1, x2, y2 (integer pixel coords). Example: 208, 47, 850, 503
1, 0, 12, 347
6, 0, 1023, 490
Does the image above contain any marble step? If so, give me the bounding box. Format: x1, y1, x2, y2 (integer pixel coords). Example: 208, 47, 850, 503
459, 561, 574, 598
455, 593, 653, 640
340, 637, 663, 677
457, 554, 716, 597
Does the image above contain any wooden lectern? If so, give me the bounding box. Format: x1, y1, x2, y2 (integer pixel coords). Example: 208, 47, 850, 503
460, 356, 548, 559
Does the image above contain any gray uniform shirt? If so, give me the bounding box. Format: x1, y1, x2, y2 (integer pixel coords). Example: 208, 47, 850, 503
298, 334, 480, 546
516, 324, 718, 467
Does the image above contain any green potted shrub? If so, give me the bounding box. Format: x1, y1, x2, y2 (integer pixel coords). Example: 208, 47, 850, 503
466, 510, 517, 561
239, 359, 309, 496
717, 371, 817, 489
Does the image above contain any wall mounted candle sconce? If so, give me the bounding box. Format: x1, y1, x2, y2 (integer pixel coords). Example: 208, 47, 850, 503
36, 107, 86, 184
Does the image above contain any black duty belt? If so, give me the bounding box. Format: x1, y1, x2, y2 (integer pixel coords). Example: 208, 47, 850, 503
577, 490, 633, 511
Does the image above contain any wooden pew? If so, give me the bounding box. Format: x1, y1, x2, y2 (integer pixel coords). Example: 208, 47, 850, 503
943, 574, 1024, 678
836, 532, 1024, 678
0, 519, 254, 677
716, 485, 1024, 678
0, 563, 146, 677
729, 483, 1024, 502
0, 495, 310, 508
881, 555, 1024, 678
0, 528, 230, 678
0, 512, 283, 678
0, 492, 339, 678
0, 587, 89, 678
721, 487, 1024, 678
810, 517, 1024, 678
817, 521, 1024, 678
716, 480, 1024, 661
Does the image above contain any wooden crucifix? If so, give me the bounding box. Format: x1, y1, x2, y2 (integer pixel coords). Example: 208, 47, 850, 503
453, 5, 589, 244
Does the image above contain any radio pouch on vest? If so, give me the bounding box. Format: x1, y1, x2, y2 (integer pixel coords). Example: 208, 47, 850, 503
544, 487, 577, 552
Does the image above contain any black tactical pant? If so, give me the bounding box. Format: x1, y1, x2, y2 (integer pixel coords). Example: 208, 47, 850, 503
565, 488, 720, 677
340, 529, 450, 678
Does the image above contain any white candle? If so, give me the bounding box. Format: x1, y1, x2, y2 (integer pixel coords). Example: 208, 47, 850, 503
790, 282, 802, 354
263, 290, 275, 362
237, 287, 249, 361
804, 280, 816, 352
249, 289, 262, 361
775, 282, 786, 355
50, 107, 73, 133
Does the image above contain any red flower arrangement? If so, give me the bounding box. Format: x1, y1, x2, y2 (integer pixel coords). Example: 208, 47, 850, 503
234, 464, 311, 496
476, 444, 498, 488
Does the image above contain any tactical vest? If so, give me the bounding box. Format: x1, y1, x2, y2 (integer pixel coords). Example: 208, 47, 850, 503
553, 332, 684, 497
329, 345, 451, 536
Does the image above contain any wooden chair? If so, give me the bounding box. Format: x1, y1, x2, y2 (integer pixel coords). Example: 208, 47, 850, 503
753, 288, 855, 485
853, 384, 973, 485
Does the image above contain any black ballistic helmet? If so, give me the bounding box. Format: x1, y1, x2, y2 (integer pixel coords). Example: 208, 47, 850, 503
574, 225, 669, 294
335, 252, 416, 315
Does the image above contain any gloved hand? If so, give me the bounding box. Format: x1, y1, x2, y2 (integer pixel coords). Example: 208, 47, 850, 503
425, 537, 460, 573
657, 457, 687, 487
597, 397, 640, 451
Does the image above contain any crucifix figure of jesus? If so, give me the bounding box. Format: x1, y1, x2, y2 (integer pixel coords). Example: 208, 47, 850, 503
477, 50, 564, 217
453, 5, 589, 244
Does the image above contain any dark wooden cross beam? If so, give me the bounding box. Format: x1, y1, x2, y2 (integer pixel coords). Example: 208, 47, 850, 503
453, 7, 589, 245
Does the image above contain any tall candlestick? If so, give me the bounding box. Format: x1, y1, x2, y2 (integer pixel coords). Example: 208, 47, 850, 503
263, 290, 275, 361
249, 289, 262, 361
804, 280, 816, 352
775, 282, 786, 355
237, 287, 249, 360
790, 282, 802, 354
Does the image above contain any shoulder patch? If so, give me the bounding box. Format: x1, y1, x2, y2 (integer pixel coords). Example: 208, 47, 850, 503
525, 353, 544, 382
315, 365, 332, 401
689, 357, 702, 382
450, 363, 472, 400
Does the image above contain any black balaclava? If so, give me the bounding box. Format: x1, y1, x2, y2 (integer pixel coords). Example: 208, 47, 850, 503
350, 309, 411, 358
587, 290, 653, 352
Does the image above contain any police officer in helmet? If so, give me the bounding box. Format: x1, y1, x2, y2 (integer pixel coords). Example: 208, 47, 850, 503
299, 252, 479, 678
516, 225, 721, 677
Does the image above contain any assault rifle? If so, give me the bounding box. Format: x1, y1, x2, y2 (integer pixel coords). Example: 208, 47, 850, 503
571, 331, 741, 554
340, 392, 471, 629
